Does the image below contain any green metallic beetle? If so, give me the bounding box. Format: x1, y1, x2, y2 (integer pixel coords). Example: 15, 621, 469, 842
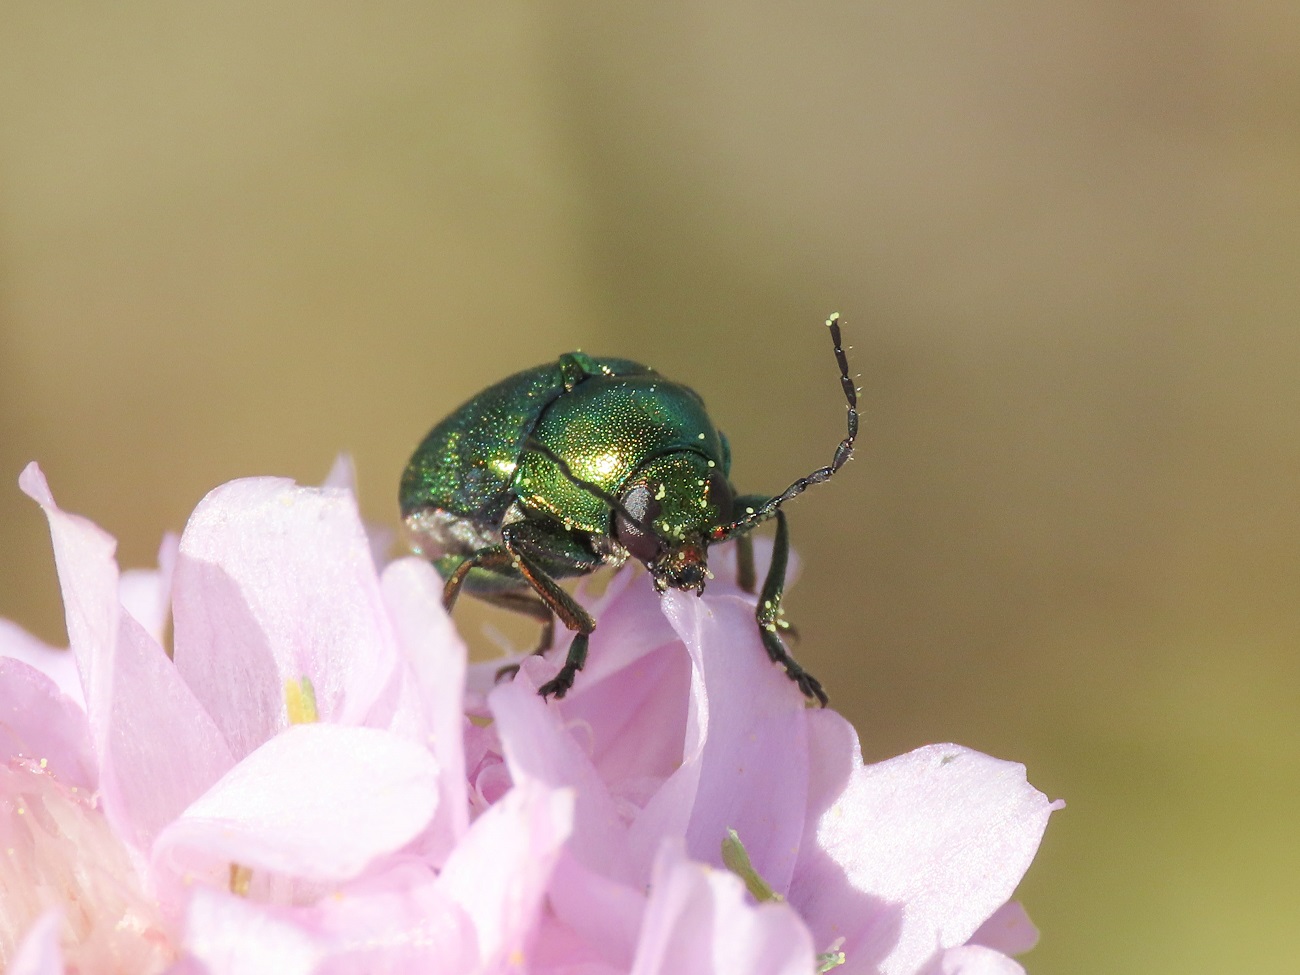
400, 314, 858, 704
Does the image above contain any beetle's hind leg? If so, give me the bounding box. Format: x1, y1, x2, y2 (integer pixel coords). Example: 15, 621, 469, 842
480, 591, 556, 653
440, 547, 528, 682
753, 509, 828, 706
478, 590, 556, 684
440, 540, 593, 695
441, 547, 515, 611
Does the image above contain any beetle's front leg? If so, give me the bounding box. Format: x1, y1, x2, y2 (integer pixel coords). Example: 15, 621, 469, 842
755, 510, 828, 706
735, 534, 757, 594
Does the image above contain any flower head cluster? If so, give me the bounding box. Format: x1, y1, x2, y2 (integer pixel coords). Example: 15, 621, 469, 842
1, 461, 1059, 975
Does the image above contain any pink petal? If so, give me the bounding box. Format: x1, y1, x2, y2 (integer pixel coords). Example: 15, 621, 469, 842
18, 464, 114, 698
435, 781, 574, 970
529, 914, 626, 975
535, 572, 691, 802
378, 557, 470, 864
171, 478, 401, 760
632, 590, 810, 891
968, 901, 1038, 956
321, 453, 359, 493
100, 613, 237, 852
154, 723, 439, 887
788, 716, 1060, 975
6, 911, 64, 975
184, 888, 326, 975
301, 860, 477, 975
489, 677, 637, 884
0, 763, 171, 972
465, 566, 677, 710
629, 839, 815, 975
320, 454, 396, 571
118, 533, 179, 649
0, 619, 81, 706
185, 862, 481, 975
929, 945, 1027, 975
545, 568, 681, 690
20, 463, 235, 852
0, 657, 95, 791
544, 851, 647, 971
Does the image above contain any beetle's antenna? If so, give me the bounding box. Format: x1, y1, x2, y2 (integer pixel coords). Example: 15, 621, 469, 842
523, 437, 664, 543
710, 313, 858, 543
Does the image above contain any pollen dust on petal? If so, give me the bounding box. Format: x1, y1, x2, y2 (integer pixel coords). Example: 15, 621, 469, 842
0, 762, 173, 972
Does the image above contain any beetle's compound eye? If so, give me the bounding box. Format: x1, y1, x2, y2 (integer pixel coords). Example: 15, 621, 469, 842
614, 483, 664, 563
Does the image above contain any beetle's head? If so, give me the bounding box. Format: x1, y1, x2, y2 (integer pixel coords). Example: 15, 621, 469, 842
615, 452, 733, 594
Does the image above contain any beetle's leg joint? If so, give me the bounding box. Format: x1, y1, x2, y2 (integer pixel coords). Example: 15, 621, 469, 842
443, 546, 512, 611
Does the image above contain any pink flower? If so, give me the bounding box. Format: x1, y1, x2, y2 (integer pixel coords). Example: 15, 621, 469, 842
2, 462, 1060, 974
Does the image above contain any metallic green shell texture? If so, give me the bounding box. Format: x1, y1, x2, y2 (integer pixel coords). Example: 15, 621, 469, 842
512, 374, 728, 534
400, 355, 664, 525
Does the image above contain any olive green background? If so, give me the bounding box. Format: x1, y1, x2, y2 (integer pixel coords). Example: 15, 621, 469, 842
2, 5, 1296, 973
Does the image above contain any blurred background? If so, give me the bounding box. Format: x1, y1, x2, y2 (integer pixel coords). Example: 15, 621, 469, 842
2, 4, 1297, 973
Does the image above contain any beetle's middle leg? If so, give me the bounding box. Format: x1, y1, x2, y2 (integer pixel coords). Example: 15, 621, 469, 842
442, 546, 514, 610
753, 509, 828, 706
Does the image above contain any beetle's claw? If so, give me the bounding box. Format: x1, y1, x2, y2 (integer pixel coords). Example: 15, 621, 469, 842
537, 673, 573, 701
799, 674, 829, 708
791, 666, 829, 707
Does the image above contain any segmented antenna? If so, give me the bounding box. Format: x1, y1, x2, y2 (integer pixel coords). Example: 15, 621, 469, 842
711, 313, 859, 542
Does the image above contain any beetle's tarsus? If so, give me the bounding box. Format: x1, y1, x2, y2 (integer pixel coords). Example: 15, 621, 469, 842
761, 626, 830, 707
795, 668, 829, 708
538, 632, 589, 700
